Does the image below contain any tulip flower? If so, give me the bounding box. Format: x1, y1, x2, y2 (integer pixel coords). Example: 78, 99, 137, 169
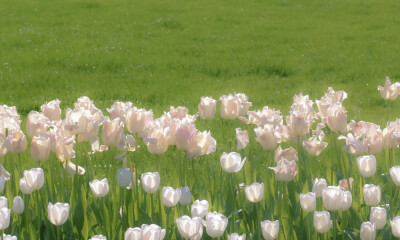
176, 215, 203, 239
274, 146, 298, 162
125, 227, 141, 240
117, 134, 136, 152
41, 99, 62, 121
326, 105, 347, 133
357, 155, 376, 178
269, 159, 297, 182
141, 172, 160, 193
30, 135, 51, 161
90, 235, 107, 240
378, 77, 400, 100
90, 178, 109, 197
23, 168, 45, 191
0, 176, 4, 193
162, 187, 181, 207
144, 124, 170, 154
300, 192, 316, 212
8, 130, 27, 154
2, 234, 17, 240
191, 200, 209, 218
261, 220, 279, 240
390, 166, 400, 186
322, 186, 344, 211
338, 133, 366, 155
175, 123, 197, 151
363, 184, 381, 206
235, 93, 252, 116
198, 97, 217, 120
220, 152, 247, 173
26, 111, 48, 137
370, 207, 386, 230
228, 233, 246, 240
360, 222, 375, 240
126, 108, 153, 138
235, 128, 249, 150
245, 182, 264, 203
140, 224, 166, 239
303, 124, 328, 156
117, 169, 132, 188
205, 212, 228, 238
185, 130, 217, 159
48, 202, 70, 226
219, 94, 240, 120
107, 101, 132, 122
0, 197, 7, 209
12, 196, 24, 214
179, 186, 192, 205
254, 124, 281, 150
391, 216, 400, 237
63, 160, 86, 175
56, 137, 75, 161
19, 177, 33, 194
341, 190, 352, 211
0, 207, 11, 230
314, 211, 332, 233
312, 178, 328, 197
102, 117, 124, 147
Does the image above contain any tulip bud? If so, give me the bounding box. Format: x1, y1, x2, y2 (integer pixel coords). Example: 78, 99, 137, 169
363, 184, 381, 206
390, 166, 400, 186
312, 178, 327, 197
0, 207, 11, 230
19, 177, 33, 194
235, 128, 249, 150
269, 159, 297, 182
357, 155, 377, 178
245, 182, 264, 203
219, 95, 240, 120
23, 168, 45, 191
176, 215, 203, 239
391, 216, 400, 237
9, 130, 27, 154
101, 117, 123, 147
30, 135, 51, 161
191, 200, 209, 218
260, 220, 279, 240
48, 202, 70, 226
228, 233, 246, 240
179, 186, 192, 205
313, 211, 332, 233
205, 212, 228, 238
0, 197, 7, 208
41, 99, 61, 121
89, 178, 109, 198
162, 187, 181, 207
198, 97, 217, 120
341, 190, 352, 211
0, 176, 5, 193
117, 169, 132, 188
322, 186, 344, 211
141, 172, 160, 193
12, 196, 24, 214
360, 222, 375, 240
300, 192, 316, 212
220, 152, 247, 173
90, 235, 106, 240
125, 227, 141, 240
140, 224, 166, 240
326, 106, 347, 133
370, 207, 386, 230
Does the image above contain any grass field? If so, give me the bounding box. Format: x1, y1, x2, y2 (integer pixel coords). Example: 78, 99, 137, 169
0, 0, 400, 239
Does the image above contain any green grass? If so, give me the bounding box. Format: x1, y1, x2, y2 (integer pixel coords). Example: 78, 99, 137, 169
0, 0, 400, 239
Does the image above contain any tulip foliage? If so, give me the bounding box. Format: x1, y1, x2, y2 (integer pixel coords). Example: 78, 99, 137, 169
1, 79, 400, 239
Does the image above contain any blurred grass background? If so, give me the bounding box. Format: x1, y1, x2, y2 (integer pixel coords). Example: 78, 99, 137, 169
0, 0, 399, 124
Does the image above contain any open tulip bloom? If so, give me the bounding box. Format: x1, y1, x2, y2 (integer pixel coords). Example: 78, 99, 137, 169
220, 152, 247, 173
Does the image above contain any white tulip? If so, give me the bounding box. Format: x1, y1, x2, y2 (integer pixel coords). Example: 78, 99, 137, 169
312, 178, 327, 197
260, 220, 279, 240
391, 216, 400, 237
198, 97, 217, 120
89, 178, 109, 197
90, 235, 107, 240
205, 212, 228, 238
162, 187, 181, 207
360, 222, 375, 240
235, 128, 249, 150
179, 186, 192, 205
220, 152, 247, 173
125, 227, 141, 240
390, 166, 400, 186
363, 184, 381, 206
357, 155, 376, 178
23, 168, 45, 191
228, 233, 246, 240
0, 197, 7, 208
370, 207, 386, 229
117, 169, 132, 188
176, 215, 203, 239
12, 196, 24, 214
314, 211, 332, 233
300, 192, 316, 212
191, 200, 209, 218
48, 202, 70, 226
140, 224, 166, 240
0, 207, 11, 230
245, 182, 264, 203
141, 172, 160, 194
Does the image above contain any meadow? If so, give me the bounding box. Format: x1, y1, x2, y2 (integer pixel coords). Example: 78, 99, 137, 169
0, 0, 400, 239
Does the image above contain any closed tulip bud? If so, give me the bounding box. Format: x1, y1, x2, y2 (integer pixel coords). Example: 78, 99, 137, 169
260, 220, 279, 240
245, 182, 264, 203
357, 155, 377, 178
312, 178, 328, 197
141, 172, 160, 193
370, 207, 386, 230
235, 128, 249, 150
12, 196, 24, 214
125, 227, 141, 240
269, 159, 297, 182
9, 130, 27, 154
314, 211, 332, 233
198, 97, 217, 120
126, 108, 153, 138
89, 178, 109, 197
206, 212, 228, 238
0, 207, 11, 230
90, 235, 106, 240
341, 190, 352, 211
228, 233, 246, 240
326, 106, 347, 133
220, 152, 247, 173
19, 177, 33, 194
23, 168, 45, 191
48, 202, 69, 226
179, 186, 192, 205
300, 192, 316, 212
162, 187, 181, 207
390, 166, 400, 186
2, 234, 17, 240
191, 200, 209, 218
0, 197, 7, 209
391, 216, 400, 237
0, 176, 4, 193
30, 135, 51, 161
117, 169, 132, 188
363, 184, 381, 206
140, 224, 166, 240
41, 99, 61, 121
322, 186, 344, 211
101, 117, 123, 147
360, 222, 376, 240
219, 95, 240, 120
176, 215, 203, 239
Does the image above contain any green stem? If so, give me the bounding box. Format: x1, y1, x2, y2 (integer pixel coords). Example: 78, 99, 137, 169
332, 211, 337, 240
